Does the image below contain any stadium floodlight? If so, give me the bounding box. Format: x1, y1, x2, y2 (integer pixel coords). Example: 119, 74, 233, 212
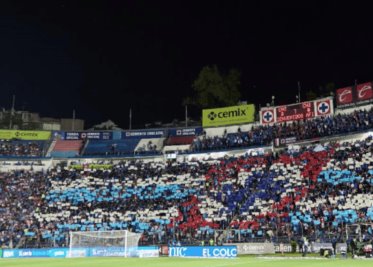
68, 230, 142, 258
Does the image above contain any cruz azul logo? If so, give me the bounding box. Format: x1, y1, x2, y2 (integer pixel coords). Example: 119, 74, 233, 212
261, 109, 274, 124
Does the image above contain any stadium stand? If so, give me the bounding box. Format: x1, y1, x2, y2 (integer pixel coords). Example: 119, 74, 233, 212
192, 109, 373, 152
1, 101, 373, 255
1, 134, 373, 249
0, 140, 46, 157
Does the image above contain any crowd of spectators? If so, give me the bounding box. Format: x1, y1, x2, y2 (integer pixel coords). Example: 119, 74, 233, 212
0, 140, 44, 157
0, 170, 48, 248
191, 109, 373, 152
1, 135, 373, 249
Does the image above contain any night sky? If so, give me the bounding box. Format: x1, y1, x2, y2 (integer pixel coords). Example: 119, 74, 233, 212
1, 1, 373, 129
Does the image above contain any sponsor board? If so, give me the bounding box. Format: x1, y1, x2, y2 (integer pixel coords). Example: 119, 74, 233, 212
64, 132, 112, 140
168, 246, 237, 258
311, 242, 347, 254
0, 130, 51, 140
336, 82, 373, 107
2, 246, 159, 258
336, 87, 354, 106
274, 243, 298, 253
356, 82, 373, 103
122, 130, 165, 139
202, 104, 255, 127
274, 136, 297, 147
226, 243, 275, 255
168, 127, 203, 136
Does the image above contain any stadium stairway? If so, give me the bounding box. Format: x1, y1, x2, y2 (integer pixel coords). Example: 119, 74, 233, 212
50, 140, 84, 158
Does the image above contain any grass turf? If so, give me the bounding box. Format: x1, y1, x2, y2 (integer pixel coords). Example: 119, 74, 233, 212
1, 257, 372, 267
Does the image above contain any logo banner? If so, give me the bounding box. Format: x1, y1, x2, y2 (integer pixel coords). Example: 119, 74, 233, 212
168, 127, 203, 136
0, 130, 51, 140
336, 87, 354, 106
315, 99, 333, 116
335, 82, 373, 107
356, 82, 373, 103
260, 109, 275, 124
202, 104, 255, 127
64, 132, 112, 140
122, 129, 165, 139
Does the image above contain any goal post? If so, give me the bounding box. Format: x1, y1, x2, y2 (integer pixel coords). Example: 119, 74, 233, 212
68, 230, 142, 258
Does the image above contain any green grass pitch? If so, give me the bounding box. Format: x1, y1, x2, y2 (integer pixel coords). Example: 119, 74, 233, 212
1, 257, 373, 267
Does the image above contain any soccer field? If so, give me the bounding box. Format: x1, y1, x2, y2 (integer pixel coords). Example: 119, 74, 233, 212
1, 257, 373, 267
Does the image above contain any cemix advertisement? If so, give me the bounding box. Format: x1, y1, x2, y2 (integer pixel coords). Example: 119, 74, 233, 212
202, 104, 255, 127
0, 130, 51, 140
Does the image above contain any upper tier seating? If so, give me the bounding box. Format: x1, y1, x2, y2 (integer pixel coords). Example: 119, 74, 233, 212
0, 140, 45, 157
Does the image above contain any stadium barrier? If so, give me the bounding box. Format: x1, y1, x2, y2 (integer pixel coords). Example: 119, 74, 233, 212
168, 246, 237, 258
1, 246, 159, 258
226, 243, 275, 254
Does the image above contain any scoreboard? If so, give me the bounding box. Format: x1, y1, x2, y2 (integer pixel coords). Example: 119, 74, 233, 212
276, 102, 315, 123
260, 97, 333, 124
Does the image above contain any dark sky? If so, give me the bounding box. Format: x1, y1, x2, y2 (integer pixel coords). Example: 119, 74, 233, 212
1, 1, 373, 129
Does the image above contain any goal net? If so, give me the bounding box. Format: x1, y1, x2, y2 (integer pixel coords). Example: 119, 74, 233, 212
68, 230, 142, 258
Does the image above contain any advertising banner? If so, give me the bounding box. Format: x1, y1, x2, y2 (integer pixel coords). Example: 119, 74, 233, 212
226, 243, 275, 255
274, 136, 297, 147
356, 82, 373, 103
202, 104, 255, 127
260, 97, 333, 125
0, 248, 2, 258
122, 129, 165, 139
274, 243, 298, 253
168, 246, 237, 258
336, 86, 354, 107
1, 248, 64, 258
168, 127, 203, 136
0, 130, 51, 140
2, 246, 158, 258
311, 242, 346, 254
64, 132, 112, 140
336, 82, 373, 107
